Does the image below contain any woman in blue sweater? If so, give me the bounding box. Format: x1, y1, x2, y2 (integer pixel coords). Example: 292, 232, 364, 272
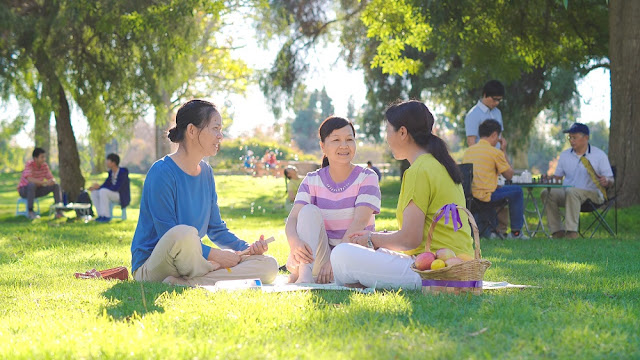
131, 100, 278, 285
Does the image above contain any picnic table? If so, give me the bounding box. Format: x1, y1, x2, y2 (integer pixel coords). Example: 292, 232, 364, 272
49, 202, 92, 222
513, 183, 572, 237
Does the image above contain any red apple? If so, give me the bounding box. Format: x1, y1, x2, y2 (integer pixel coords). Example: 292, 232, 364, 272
415, 252, 436, 270
436, 248, 456, 261
445, 257, 463, 267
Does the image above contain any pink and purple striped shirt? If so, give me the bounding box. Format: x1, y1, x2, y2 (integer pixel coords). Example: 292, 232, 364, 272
294, 166, 381, 245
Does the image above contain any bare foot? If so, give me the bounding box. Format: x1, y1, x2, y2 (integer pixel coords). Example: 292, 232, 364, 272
287, 273, 298, 283
295, 264, 313, 284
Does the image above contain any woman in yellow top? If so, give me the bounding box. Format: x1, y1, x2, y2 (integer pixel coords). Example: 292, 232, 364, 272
331, 100, 473, 289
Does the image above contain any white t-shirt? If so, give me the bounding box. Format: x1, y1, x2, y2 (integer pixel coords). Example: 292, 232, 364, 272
554, 144, 613, 197
465, 100, 503, 149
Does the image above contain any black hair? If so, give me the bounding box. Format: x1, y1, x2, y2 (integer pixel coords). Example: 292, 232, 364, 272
32, 147, 45, 159
367, 161, 372, 166
318, 116, 356, 168
478, 119, 502, 138
482, 80, 505, 98
168, 99, 219, 143
106, 153, 120, 166
384, 100, 462, 184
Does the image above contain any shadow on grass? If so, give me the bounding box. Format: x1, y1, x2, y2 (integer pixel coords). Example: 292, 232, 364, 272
101, 281, 188, 321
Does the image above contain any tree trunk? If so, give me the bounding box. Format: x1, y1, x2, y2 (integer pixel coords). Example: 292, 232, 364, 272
91, 140, 107, 175
154, 92, 176, 159
52, 81, 85, 201
36, 52, 85, 201
32, 99, 51, 163
608, 0, 640, 207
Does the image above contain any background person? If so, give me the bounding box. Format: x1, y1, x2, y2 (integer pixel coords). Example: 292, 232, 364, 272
17, 147, 63, 219
283, 166, 302, 209
285, 116, 381, 284
465, 80, 505, 147
131, 99, 278, 286
462, 119, 526, 239
541, 123, 613, 239
88, 153, 130, 223
367, 161, 382, 181
331, 100, 473, 289
464, 79, 509, 236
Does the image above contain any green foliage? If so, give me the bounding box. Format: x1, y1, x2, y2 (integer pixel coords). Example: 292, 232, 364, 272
0, 116, 27, 172
358, 0, 608, 156
255, 0, 609, 162
0, 173, 639, 358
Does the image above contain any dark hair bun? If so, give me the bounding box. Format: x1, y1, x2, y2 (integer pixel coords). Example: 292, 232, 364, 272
167, 127, 182, 143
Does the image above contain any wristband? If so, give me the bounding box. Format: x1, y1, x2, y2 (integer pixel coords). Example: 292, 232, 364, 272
367, 232, 374, 249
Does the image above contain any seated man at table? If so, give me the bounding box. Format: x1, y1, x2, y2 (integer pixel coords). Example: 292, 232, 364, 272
541, 123, 613, 239
18, 147, 64, 220
462, 119, 526, 239
88, 153, 130, 223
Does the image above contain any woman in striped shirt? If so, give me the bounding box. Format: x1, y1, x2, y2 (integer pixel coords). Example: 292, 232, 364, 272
285, 116, 381, 284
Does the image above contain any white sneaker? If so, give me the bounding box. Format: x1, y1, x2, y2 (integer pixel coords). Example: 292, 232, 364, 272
508, 232, 529, 240
28, 212, 40, 220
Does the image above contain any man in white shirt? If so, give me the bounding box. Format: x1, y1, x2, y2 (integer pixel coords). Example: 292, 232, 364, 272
465, 80, 508, 235
541, 123, 614, 239
465, 80, 505, 147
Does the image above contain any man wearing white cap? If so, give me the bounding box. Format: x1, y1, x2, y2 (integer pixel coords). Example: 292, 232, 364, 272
541, 123, 614, 239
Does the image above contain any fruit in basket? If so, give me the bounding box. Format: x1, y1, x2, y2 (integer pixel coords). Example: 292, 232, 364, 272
415, 252, 436, 270
458, 253, 474, 261
430, 259, 446, 270
435, 248, 455, 261
445, 257, 463, 267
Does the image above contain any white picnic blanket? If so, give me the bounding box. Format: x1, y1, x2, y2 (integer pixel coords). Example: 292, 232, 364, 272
198, 276, 537, 293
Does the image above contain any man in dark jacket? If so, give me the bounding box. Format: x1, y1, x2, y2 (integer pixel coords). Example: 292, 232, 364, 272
88, 153, 130, 222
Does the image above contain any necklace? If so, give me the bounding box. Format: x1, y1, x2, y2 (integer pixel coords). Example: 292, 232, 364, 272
324, 182, 349, 193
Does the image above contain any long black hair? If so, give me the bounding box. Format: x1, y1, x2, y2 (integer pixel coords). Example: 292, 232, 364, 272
385, 100, 462, 184
168, 100, 219, 143
318, 116, 356, 168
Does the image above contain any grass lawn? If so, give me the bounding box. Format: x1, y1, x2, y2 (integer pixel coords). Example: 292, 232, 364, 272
0, 171, 639, 359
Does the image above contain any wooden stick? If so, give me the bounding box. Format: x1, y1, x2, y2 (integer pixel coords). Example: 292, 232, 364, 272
238, 236, 275, 256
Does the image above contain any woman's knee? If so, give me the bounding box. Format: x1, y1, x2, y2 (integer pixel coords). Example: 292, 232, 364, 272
330, 243, 359, 268
298, 204, 322, 221
162, 225, 199, 248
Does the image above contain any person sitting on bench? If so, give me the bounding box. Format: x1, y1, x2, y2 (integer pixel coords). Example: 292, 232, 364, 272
18, 147, 63, 220
88, 153, 130, 223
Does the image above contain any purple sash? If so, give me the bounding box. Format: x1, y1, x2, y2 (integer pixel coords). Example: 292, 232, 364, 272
422, 279, 482, 288
435, 203, 463, 231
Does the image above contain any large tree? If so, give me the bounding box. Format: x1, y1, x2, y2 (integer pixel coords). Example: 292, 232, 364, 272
258, 1, 609, 166
608, 0, 639, 207
1, 0, 203, 199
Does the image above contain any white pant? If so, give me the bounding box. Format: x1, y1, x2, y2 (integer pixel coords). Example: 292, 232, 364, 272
286, 204, 331, 279
331, 243, 422, 290
91, 188, 120, 217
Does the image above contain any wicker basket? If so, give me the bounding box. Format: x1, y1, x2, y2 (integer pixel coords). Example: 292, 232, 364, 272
411, 205, 491, 295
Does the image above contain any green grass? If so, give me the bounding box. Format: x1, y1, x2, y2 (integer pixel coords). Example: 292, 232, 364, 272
1, 172, 639, 359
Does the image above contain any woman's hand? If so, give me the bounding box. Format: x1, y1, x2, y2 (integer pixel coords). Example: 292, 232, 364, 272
348, 230, 371, 248
208, 248, 241, 268
245, 235, 269, 255
290, 237, 313, 266
316, 261, 333, 284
